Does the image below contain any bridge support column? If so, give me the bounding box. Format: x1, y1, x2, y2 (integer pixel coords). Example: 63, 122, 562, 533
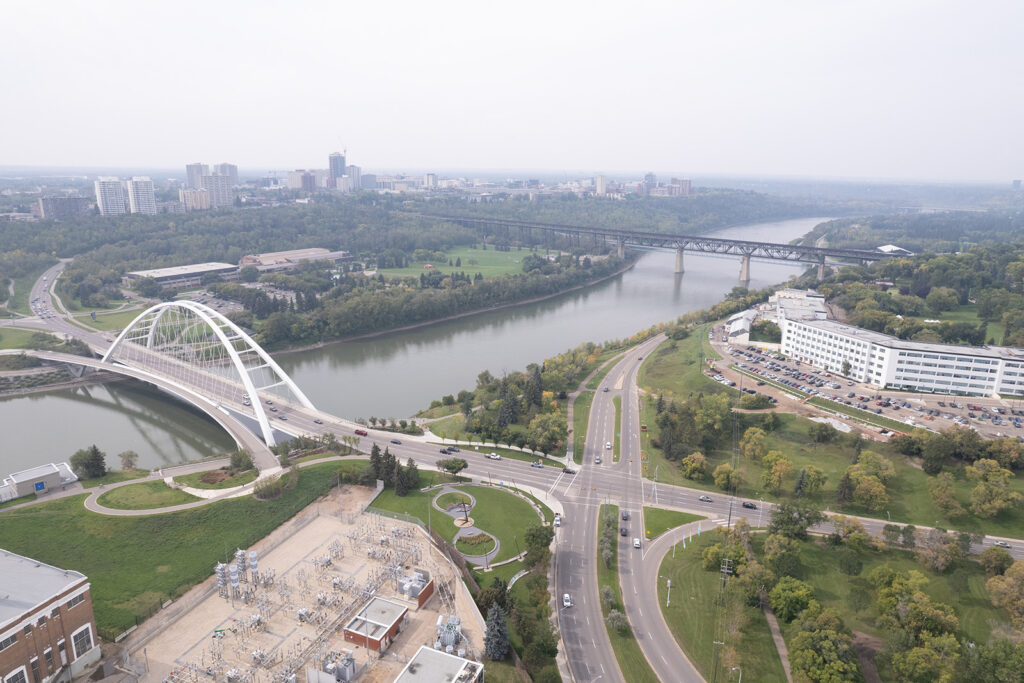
739, 255, 751, 283
674, 248, 685, 274
617, 240, 625, 259
817, 259, 826, 280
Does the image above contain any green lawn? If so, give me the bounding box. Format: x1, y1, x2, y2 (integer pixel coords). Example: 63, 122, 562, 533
511, 487, 555, 525
0, 327, 43, 350
0, 493, 36, 509
436, 491, 473, 509
173, 469, 258, 489
480, 659, 527, 683
658, 532, 787, 682
96, 481, 201, 510
73, 307, 145, 332
643, 507, 704, 540
369, 472, 460, 540
637, 325, 726, 401
456, 533, 496, 556
378, 247, 531, 280
0, 462, 363, 639
908, 303, 1005, 345
596, 505, 661, 683
417, 403, 462, 419
572, 391, 594, 465
612, 396, 622, 462
80, 469, 151, 489
428, 413, 466, 440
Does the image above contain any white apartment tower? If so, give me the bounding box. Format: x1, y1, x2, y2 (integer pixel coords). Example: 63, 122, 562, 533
126, 177, 157, 215
199, 174, 232, 208
93, 177, 127, 216
595, 175, 607, 195
186, 163, 209, 189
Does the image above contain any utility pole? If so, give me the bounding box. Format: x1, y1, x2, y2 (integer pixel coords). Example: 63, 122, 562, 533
666, 578, 671, 607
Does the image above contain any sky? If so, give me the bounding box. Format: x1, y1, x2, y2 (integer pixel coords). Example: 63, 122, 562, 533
3, 0, 1022, 182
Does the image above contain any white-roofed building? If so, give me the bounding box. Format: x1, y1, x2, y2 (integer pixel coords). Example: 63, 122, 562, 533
0, 463, 77, 502
393, 646, 483, 683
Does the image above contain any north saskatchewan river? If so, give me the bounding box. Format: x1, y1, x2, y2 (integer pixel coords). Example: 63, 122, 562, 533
0, 216, 828, 472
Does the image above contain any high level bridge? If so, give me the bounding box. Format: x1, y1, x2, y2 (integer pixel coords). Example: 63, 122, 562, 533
416, 213, 894, 280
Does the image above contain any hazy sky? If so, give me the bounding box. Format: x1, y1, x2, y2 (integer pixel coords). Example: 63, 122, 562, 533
3, 1, 1022, 182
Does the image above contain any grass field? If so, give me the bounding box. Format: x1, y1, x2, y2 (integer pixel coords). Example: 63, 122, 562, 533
572, 391, 593, 464
80, 469, 151, 489
908, 303, 1006, 345
459, 486, 543, 562
427, 413, 466, 439
596, 504, 661, 683
378, 247, 532, 280
658, 532, 787, 682
0, 327, 42, 350
73, 307, 144, 332
642, 507, 704, 539
612, 396, 622, 462
96, 481, 201, 509
435, 491, 473, 510
173, 469, 258, 490
0, 461, 366, 638
637, 325, 726, 401
416, 403, 462, 419
511, 487, 555, 525
0, 493, 36, 509
456, 533, 496, 556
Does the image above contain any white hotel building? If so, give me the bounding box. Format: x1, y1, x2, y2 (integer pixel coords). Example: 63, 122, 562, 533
780, 316, 1024, 397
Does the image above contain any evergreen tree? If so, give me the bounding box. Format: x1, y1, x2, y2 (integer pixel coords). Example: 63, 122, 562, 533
369, 443, 382, 480
484, 604, 511, 661
836, 470, 854, 503
70, 445, 107, 479
381, 447, 397, 488
794, 468, 808, 497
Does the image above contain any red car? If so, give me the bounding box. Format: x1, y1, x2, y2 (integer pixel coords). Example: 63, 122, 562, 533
354, 429, 368, 436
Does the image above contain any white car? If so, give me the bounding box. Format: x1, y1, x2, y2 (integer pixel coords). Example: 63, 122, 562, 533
605, 441, 612, 450
633, 538, 641, 549
994, 540, 1012, 549
486, 452, 502, 460
562, 593, 572, 608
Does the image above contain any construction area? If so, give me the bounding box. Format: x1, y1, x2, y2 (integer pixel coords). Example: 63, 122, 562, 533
129, 485, 485, 683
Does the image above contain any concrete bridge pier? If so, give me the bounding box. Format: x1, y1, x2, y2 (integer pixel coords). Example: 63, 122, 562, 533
674, 248, 685, 274
617, 240, 625, 259
817, 259, 826, 280
739, 254, 751, 282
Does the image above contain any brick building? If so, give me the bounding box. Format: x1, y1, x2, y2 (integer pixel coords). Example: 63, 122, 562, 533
0, 550, 100, 683
342, 597, 408, 652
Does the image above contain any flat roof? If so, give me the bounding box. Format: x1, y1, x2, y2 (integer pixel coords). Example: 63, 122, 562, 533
344, 597, 407, 637
8, 463, 59, 483
127, 262, 237, 279
394, 646, 483, 683
795, 319, 1024, 361
0, 549, 87, 629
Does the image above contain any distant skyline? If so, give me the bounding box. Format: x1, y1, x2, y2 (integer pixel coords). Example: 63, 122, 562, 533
2, 1, 1022, 183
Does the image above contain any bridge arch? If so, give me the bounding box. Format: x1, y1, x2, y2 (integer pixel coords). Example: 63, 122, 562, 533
102, 301, 315, 447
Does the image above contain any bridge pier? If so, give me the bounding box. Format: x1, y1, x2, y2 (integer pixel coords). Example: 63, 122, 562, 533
617, 240, 625, 259
739, 254, 751, 283
817, 260, 826, 280
674, 248, 685, 274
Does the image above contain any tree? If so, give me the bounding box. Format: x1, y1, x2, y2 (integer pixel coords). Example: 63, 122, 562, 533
768, 501, 825, 540
922, 432, 954, 474
761, 451, 794, 493
926, 286, 959, 312
484, 604, 511, 660
523, 524, 555, 569
70, 445, 107, 479
841, 359, 852, 377
788, 604, 860, 683
768, 576, 814, 622
527, 411, 567, 455
605, 609, 630, 635
680, 451, 707, 480
713, 463, 742, 491
808, 422, 839, 443
837, 549, 863, 576
852, 473, 888, 511
987, 561, 1024, 629
763, 533, 801, 576
230, 449, 253, 471
836, 471, 854, 504
917, 528, 958, 573
117, 450, 139, 470
891, 630, 961, 683
803, 465, 827, 494
928, 472, 967, 518
600, 585, 615, 610
978, 546, 1014, 576
967, 458, 1024, 518
436, 457, 468, 481
739, 427, 767, 460
900, 524, 917, 549
882, 523, 901, 548
956, 638, 1024, 681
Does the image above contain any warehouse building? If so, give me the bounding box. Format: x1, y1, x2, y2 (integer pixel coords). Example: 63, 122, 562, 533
393, 646, 483, 683
0, 550, 100, 683
0, 463, 77, 502
121, 262, 238, 290
239, 248, 351, 273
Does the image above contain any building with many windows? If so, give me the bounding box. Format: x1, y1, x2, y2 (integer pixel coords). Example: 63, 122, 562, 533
121, 262, 238, 289
125, 177, 157, 215
0, 550, 100, 683
199, 174, 232, 208
212, 163, 238, 188
37, 197, 91, 220
92, 178, 126, 216
185, 163, 208, 189
781, 317, 1024, 397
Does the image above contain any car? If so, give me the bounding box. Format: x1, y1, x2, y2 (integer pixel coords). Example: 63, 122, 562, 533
742, 501, 757, 509
605, 441, 612, 450
243, 399, 251, 406
265, 399, 273, 405
269, 406, 278, 412
554, 514, 561, 527
531, 461, 544, 468
563, 593, 572, 608
439, 447, 450, 454
620, 527, 628, 536
595, 456, 602, 464
390, 439, 402, 445
448, 446, 460, 452
562, 467, 577, 474
638, 355, 644, 360
487, 452, 502, 460
622, 510, 630, 521
633, 538, 641, 549
313, 418, 323, 424
994, 540, 1012, 549
699, 495, 713, 503
354, 429, 368, 436
602, 387, 610, 392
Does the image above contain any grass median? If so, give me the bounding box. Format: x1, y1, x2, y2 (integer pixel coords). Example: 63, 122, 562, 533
612, 396, 622, 462
97, 481, 201, 510
572, 390, 593, 465
642, 507, 704, 540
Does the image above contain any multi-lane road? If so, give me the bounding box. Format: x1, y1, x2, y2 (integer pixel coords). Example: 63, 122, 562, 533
15, 266, 1024, 683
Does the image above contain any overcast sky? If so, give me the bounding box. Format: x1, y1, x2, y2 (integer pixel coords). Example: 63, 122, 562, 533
3, 1, 1021, 182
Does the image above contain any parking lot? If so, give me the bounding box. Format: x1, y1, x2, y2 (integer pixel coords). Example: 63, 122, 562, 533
709, 324, 1024, 440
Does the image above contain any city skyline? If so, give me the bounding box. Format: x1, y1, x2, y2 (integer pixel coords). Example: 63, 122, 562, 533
1, 1, 1022, 183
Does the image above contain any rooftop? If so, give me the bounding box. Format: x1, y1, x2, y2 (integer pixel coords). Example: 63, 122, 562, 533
344, 597, 407, 637
7, 463, 59, 483
797, 319, 1024, 360
0, 549, 87, 629
393, 646, 483, 683
127, 262, 237, 279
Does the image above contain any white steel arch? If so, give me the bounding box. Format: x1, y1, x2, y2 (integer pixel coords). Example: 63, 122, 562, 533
102, 300, 315, 447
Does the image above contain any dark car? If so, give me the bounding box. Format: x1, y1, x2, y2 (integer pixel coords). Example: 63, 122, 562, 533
439, 447, 450, 454
621, 511, 630, 521
562, 467, 577, 474
620, 527, 628, 536
448, 446, 460, 452
313, 418, 323, 424
390, 439, 402, 445
741, 501, 757, 509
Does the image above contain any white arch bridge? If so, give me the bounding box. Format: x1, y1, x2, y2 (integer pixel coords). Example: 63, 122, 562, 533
22, 301, 349, 470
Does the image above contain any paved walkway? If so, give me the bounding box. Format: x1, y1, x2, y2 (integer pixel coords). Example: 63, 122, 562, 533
431, 486, 502, 565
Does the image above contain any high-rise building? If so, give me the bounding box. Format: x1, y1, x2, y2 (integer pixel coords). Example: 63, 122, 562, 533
346, 165, 361, 190
213, 163, 238, 187
186, 162, 209, 189
287, 170, 317, 192
595, 175, 607, 195
328, 152, 346, 188
93, 177, 127, 216
126, 177, 157, 215
424, 173, 437, 188
199, 174, 232, 208
38, 196, 91, 220
179, 188, 211, 211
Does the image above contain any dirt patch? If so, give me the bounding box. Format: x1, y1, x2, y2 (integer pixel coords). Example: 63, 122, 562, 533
199, 469, 233, 484
851, 631, 883, 683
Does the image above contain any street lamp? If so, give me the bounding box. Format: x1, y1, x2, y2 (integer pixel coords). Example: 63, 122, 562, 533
730, 666, 742, 683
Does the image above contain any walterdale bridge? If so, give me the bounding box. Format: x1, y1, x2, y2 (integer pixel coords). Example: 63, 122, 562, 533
416, 213, 893, 280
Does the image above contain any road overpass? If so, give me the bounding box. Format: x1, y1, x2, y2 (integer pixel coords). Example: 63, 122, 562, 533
415, 213, 893, 280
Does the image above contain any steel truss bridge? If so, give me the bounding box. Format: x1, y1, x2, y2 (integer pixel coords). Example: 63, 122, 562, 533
417, 213, 894, 279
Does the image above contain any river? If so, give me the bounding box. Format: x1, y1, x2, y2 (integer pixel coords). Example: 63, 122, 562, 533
0, 216, 827, 473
